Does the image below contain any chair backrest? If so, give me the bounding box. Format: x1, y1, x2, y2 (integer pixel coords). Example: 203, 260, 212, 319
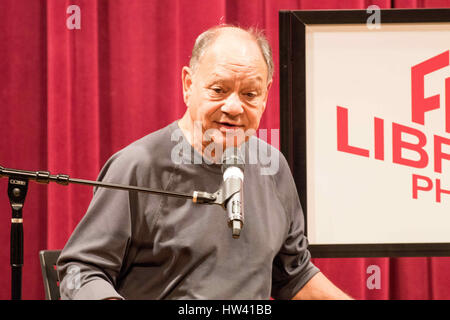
39, 250, 62, 300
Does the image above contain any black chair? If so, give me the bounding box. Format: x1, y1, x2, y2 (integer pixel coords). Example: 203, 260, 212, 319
39, 250, 61, 300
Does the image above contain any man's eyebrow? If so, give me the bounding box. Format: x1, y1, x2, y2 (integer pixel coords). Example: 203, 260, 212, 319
204, 73, 265, 86
204, 78, 228, 87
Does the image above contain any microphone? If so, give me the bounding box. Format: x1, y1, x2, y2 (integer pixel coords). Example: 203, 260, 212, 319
222, 147, 244, 239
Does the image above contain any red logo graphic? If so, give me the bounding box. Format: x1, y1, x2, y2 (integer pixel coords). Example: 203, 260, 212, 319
336, 51, 450, 203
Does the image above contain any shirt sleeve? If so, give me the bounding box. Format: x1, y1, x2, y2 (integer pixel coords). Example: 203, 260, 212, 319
57, 146, 146, 300
270, 154, 320, 300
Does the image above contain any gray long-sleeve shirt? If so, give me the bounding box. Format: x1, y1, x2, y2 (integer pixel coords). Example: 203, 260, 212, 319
57, 121, 319, 300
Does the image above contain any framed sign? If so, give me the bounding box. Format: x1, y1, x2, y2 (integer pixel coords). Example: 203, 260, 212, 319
279, 9, 450, 257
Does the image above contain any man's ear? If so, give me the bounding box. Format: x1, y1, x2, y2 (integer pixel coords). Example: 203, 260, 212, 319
182, 66, 193, 106
262, 79, 273, 111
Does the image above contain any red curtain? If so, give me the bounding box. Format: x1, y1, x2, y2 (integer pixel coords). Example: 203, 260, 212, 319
1, 0, 450, 300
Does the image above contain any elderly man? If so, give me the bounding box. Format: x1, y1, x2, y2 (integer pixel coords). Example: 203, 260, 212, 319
57, 25, 350, 300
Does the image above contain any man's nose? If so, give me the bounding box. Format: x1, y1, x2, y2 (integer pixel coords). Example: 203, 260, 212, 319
221, 93, 244, 117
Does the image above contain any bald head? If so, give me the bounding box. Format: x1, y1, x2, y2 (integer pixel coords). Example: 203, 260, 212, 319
189, 25, 274, 81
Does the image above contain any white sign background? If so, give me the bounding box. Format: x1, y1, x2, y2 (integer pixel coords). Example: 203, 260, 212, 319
305, 23, 450, 244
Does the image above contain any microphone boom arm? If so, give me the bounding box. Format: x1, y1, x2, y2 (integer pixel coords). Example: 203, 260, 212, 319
0, 164, 242, 300
0, 165, 229, 204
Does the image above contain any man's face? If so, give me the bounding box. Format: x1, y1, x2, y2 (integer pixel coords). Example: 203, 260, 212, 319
182, 29, 272, 152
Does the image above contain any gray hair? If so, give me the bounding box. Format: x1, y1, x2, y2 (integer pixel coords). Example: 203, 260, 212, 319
189, 25, 274, 81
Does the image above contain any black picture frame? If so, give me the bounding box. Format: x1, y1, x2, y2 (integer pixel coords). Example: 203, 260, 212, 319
279, 8, 450, 258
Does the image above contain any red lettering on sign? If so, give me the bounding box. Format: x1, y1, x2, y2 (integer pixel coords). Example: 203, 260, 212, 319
434, 135, 450, 174
411, 50, 449, 128
392, 123, 428, 169
436, 178, 450, 203
337, 106, 370, 157
374, 117, 384, 161
412, 174, 433, 199
446, 77, 450, 133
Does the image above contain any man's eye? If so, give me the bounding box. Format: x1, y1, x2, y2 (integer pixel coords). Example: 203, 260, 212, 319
244, 92, 257, 99
211, 87, 224, 94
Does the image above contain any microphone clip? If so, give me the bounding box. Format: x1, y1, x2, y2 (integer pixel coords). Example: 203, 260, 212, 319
192, 181, 241, 208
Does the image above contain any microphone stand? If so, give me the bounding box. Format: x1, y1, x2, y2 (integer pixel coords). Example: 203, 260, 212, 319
0, 165, 240, 300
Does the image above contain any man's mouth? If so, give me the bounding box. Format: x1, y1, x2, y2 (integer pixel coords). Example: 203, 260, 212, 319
215, 121, 244, 130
